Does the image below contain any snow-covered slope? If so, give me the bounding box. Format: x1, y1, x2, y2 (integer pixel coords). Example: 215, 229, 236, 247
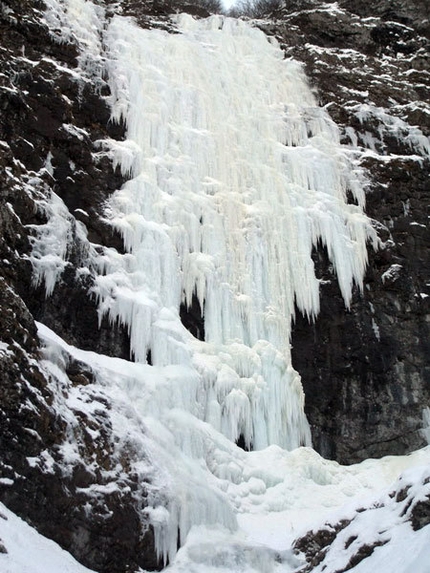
35, 320, 430, 570
0, 503, 96, 573
1, 461, 429, 573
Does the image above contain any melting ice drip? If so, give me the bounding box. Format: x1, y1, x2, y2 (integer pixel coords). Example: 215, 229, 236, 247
95, 13, 376, 451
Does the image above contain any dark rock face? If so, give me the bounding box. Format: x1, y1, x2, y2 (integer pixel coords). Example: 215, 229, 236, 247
261, 0, 430, 463
0, 1, 159, 571
0, 0, 129, 357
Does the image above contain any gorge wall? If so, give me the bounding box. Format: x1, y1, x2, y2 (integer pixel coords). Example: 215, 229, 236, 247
265, 0, 430, 463
0, 0, 429, 571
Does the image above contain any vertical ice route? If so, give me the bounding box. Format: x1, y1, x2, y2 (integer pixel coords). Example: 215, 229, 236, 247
95, 12, 377, 452
36, 3, 378, 454
33, 2, 391, 568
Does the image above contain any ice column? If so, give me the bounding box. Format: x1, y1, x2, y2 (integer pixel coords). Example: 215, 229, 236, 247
94, 14, 376, 451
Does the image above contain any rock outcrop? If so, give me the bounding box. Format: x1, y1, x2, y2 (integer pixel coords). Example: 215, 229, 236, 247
264, 0, 430, 463
0, 1, 158, 571
293, 465, 430, 572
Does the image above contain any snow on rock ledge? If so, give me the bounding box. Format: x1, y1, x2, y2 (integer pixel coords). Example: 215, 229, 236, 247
294, 463, 430, 573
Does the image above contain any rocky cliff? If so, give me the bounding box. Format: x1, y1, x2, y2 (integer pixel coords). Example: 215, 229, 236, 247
268, 0, 430, 463
0, 0, 429, 571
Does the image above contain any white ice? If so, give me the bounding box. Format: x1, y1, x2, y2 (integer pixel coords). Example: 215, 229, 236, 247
36, 322, 430, 571
92, 12, 378, 459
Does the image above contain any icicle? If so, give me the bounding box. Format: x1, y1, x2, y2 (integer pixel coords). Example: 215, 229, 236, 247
27, 182, 73, 297
97, 12, 376, 457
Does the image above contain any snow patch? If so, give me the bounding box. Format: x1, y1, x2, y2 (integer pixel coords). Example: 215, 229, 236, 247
381, 263, 403, 284
0, 502, 96, 573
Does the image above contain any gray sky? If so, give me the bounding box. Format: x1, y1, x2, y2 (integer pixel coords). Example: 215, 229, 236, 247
222, 0, 237, 10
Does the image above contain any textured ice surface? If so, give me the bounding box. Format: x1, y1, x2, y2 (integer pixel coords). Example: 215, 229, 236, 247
92, 13, 378, 458
29, 3, 429, 571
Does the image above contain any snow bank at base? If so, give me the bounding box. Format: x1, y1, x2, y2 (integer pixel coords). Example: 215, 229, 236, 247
0, 503, 96, 573
36, 323, 430, 572
1, 458, 429, 573
151, 463, 430, 573
349, 525, 430, 573
293, 464, 430, 573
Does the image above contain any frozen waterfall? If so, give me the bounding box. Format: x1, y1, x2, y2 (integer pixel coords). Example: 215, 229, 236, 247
95, 13, 376, 451
34, 2, 384, 568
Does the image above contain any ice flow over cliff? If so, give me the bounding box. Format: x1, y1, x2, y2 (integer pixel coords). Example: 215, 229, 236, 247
96, 11, 377, 453
26, 2, 430, 572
